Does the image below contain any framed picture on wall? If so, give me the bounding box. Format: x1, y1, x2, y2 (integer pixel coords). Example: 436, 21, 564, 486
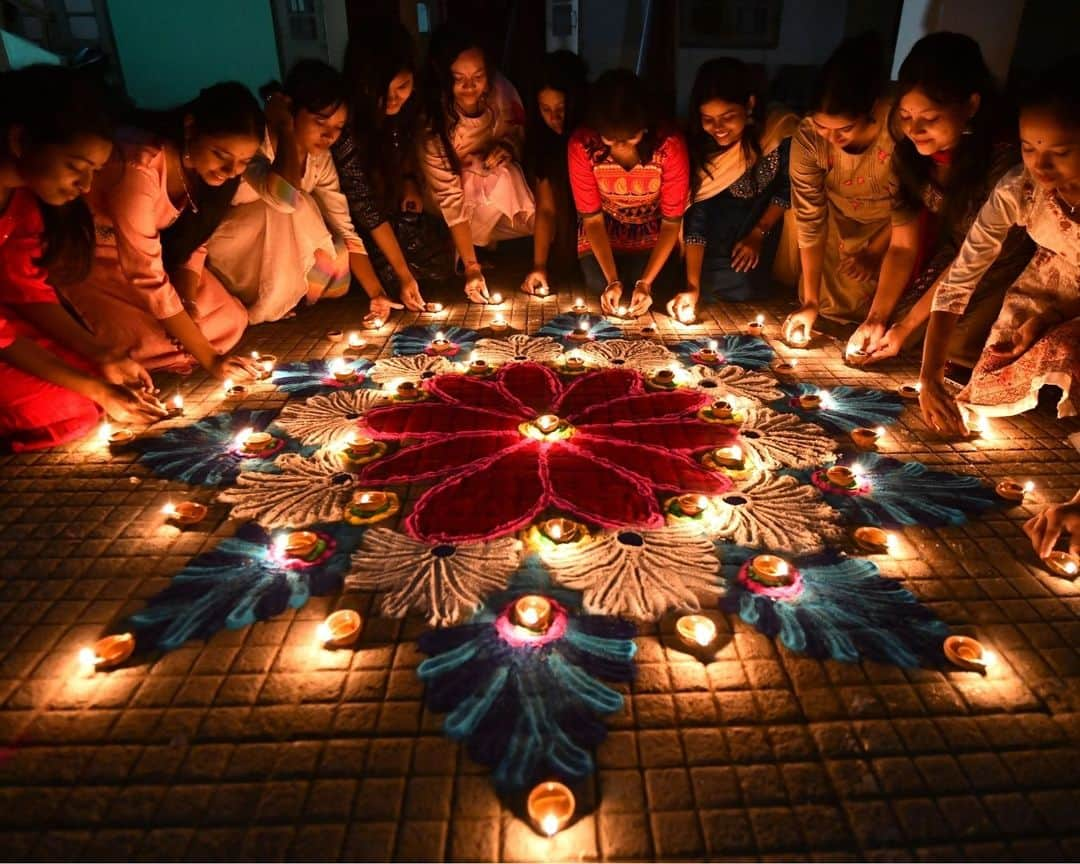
679, 0, 783, 49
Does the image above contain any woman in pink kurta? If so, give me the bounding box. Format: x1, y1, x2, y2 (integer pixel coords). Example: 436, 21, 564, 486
64, 83, 264, 379
0, 65, 164, 451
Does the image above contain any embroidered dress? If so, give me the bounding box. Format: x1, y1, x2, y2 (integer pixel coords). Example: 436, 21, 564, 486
568, 127, 689, 257
208, 132, 366, 323
0, 189, 101, 450
421, 74, 535, 245
894, 143, 1033, 365
933, 165, 1080, 418
790, 114, 913, 321
63, 137, 248, 372
685, 138, 792, 301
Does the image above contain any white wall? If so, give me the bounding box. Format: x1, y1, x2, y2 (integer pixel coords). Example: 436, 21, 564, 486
676, 0, 848, 114
891, 0, 1025, 82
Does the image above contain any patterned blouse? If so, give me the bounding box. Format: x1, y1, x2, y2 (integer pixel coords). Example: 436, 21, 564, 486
568, 127, 690, 255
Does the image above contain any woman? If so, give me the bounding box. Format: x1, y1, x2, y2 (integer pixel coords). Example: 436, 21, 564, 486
1025, 489, 1080, 560
568, 69, 689, 317
921, 59, 1080, 431
208, 60, 379, 323
670, 58, 798, 320
420, 24, 535, 303
520, 50, 587, 295
0, 65, 164, 451
851, 32, 1032, 366
334, 19, 453, 315
64, 83, 262, 379
783, 34, 917, 345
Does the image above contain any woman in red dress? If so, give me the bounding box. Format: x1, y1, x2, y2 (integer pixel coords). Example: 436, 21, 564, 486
0, 65, 164, 452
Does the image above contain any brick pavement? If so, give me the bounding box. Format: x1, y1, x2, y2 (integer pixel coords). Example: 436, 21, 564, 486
1, 277, 1078, 861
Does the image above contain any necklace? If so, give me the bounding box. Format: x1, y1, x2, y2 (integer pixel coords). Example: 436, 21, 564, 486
1058, 189, 1080, 216
175, 152, 199, 214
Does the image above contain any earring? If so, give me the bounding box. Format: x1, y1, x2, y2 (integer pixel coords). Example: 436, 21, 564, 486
961, 120, 974, 136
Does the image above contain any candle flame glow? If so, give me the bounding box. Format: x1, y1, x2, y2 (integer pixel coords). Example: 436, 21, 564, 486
316, 621, 332, 644
875, 426, 886, 437
222, 378, 234, 395
520, 606, 540, 627
329, 358, 349, 375
707, 339, 718, 351
491, 292, 503, 304
347, 331, 363, 347
273, 533, 287, 559
755, 314, 764, 325
173, 393, 183, 410
574, 297, 584, 307
161, 501, 177, 517
1066, 560, 1078, 576
678, 307, 694, 324
1023, 481, 1035, 493
78, 647, 97, 669
693, 620, 714, 646
250, 351, 260, 360
435, 331, 445, 341
541, 813, 559, 836
578, 317, 589, 330
372, 317, 384, 329
549, 523, 562, 540
262, 360, 274, 373
97, 421, 112, 443
617, 305, 627, 316
982, 649, 998, 668
234, 426, 254, 448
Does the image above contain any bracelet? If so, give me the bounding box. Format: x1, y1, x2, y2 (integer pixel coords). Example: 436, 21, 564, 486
634, 280, 652, 292
604, 279, 623, 290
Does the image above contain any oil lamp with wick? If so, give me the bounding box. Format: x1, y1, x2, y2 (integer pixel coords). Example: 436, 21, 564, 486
696, 339, 719, 364
489, 313, 509, 333
317, 609, 362, 648
394, 380, 422, 401
798, 391, 823, 410
527, 780, 575, 837
825, 464, 860, 490
424, 302, 444, 313
676, 614, 717, 648
562, 350, 586, 372
567, 318, 591, 341
168, 392, 184, 417
571, 297, 588, 314
677, 305, 696, 325
101, 422, 135, 448
748, 554, 793, 586
534, 414, 561, 435
746, 314, 765, 336
943, 635, 996, 673
346, 331, 366, 350
995, 479, 1034, 502
540, 517, 579, 544
161, 500, 208, 526
467, 353, 491, 375
351, 490, 389, 516
78, 632, 136, 673
513, 595, 553, 633
329, 358, 357, 383
705, 444, 745, 471
675, 494, 709, 517
850, 426, 885, 449
223, 377, 246, 397
898, 381, 921, 399
787, 325, 809, 347
1043, 551, 1079, 579
853, 526, 897, 555
773, 357, 798, 376
429, 331, 452, 354
275, 530, 320, 561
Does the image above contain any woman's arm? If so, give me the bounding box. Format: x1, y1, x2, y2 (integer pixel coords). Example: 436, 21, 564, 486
523, 178, 557, 292
850, 217, 920, 354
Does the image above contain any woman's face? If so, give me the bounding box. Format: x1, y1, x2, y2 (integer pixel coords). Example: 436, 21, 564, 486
699, 97, 751, 149
385, 70, 414, 116
15, 131, 112, 206
538, 87, 566, 135
1020, 106, 1080, 193
810, 111, 874, 150
186, 131, 260, 185
450, 48, 488, 115
294, 102, 348, 154
897, 86, 977, 156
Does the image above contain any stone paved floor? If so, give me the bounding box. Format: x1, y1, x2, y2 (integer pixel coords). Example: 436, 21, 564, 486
1, 274, 1079, 862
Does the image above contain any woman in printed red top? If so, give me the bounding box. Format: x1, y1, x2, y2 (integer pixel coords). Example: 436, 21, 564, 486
0, 65, 165, 452
568, 70, 689, 317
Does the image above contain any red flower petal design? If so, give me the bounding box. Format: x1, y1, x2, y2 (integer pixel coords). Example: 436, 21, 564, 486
426, 375, 529, 417
543, 444, 664, 530
556, 368, 642, 420
363, 402, 522, 438
571, 388, 705, 426
406, 442, 545, 541
361, 431, 523, 484
579, 418, 739, 451
570, 434, 732, 494
497, 363, 561, 415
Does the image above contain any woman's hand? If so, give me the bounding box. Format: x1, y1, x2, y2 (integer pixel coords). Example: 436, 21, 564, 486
521, 268, 549, 296
370, 292, 404, 320
483, 144, 513, 170
399, 278, 426, 312
628, 281, 653, 317
401, 177, 423, 214
464, 265, 490, 303
783, 302, 818, 344
666, 288, 699, 324
861, 323, 909, 364
1024, 497, 1080, 559
98, 382, 168, 424
918, 376, 967, 437
209, 354, 262, 382
847, 318, 887, 361
989, 315, 1047, 361
100, 355, 154, 392
600, 280, 624, 316
731, 230, 763, 273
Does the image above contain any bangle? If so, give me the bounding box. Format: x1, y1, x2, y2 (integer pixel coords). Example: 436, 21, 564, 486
604, 279, 622, 290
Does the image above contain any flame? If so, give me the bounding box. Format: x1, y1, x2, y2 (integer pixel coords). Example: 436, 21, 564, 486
272, 533, 288, 559
316, 621, 332, 644
78, 647, 97, 669
707, 339, 718, 351
161, 501, 177, 517
222, 378, 234, 395
540, 813, 559, 836
97, 421, 113, 443
549, 523, 562, 540
693, 620, 714, 645
234, 426, 254, 448
755, 314, 764, 325
172, 393, 183, 410
1023, 481, 1035, 493
434, 331, 446, 341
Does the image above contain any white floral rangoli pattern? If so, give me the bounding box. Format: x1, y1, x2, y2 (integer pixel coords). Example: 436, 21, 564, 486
543, 523, 720, 618
685, 364, 783, 404
471, 334, 564, 364
346, 527, 521, 625
274, 389, 390, 447
737, 404, 838, 471
579, 338, 676, 374
368, 354, 456, 386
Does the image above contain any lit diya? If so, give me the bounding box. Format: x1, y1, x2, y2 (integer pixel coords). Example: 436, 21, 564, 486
650, 368, 676, 388
1043, 551, 1079, 579
424, 302, 444, 313
467, 358, 491, 375
567, 321, 591, 342
236, 428, 276, 456
79, 632, 136, 671
696, 340, 719, 364
282, 530, 320, 560
797, 392, 822, 410
534, 414, 561, 435
318, 609, 363, 648
513, 595, 552, 633
943, 635, 994, 673
746, 314, 765, 336
489, 314, 509, 333
562, 351, 586, 372
675, 494, 709, 517
748, 554, 793, 586
329, 359, 358, 383
540, 517, 580, 544
429, 332, 453, 354
168, 393, 184, 417
897, 382, 921, 399
772, 358, 798, 376
107, 427, 136, 448
162, 500, 208, 526
350, 490, 389, 516
853, 526, 895, 554
570, 297, 588, 314
995, 479, 1033, 502
849, 426, 884, 449
394, 380, 422, 401
341, 435, 382, 463
527, 781, 575, 837
824, 465, 859, 489
676, 614, 717, 648
704, 445, 745, 471
787, 327, 810, 348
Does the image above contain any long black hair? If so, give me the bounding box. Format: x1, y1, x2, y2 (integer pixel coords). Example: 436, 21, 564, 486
687, 58, 764, 199
892, 32, 1005, 237
525, 50, 587, 181
282, 58, 346, 116
811, 32, 887, 120
584, 69, 658, 164
342, 17, 417, 214
135, 82, 263, 272
422, 23, 497, 175
0, 64, 113, 284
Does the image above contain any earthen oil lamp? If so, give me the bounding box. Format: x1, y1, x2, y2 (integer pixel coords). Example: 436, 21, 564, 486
329, 358, 357, 383
513, 595, 553, 634
772, 357, 798, 376
279, 530, 320, 561
850, 426, 885, 450
351, 490, 389, 516
650, 368, 676, 388
1043, 551, 1079, 579
317, 609, 362, 648
534, 414, 561, 435
223, 377, 246, 397
527, 780, 575, 837
710, 399, 736, 421
676, 306, 696, 325
235, 427, 275, 457
571, 297, 588, 314
168, 392, 184, 417
567, 318, 591, 342
467, 356, 491, 375
325, 329, 344, 342
697, 340, 720, 364
787, 326, 810, 348
342, 435, 379, 462
429, 331, 453, 354
562, 351, 586, 373
707, 445, 745, 470
797, 391, 822, 410
535, 283, 550, 297
101, 422, 135, 448
344, 332, 366, 355
749, 554, 793, 586
676, 614, 717, 648
825, 465, 859, 490
489, 313, 509, 333
995, 479, 1033, 502
853, 526, 896, 555
162, 500, 208, 526
943, 635, 995, 673
394, 380, 422, 401
898, 382, 921, 399
79, 632, 135, 672
746, 314, 765, 336
676, 494, 709, 517
540, 518, 579, 544
424, 302, 444, 313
